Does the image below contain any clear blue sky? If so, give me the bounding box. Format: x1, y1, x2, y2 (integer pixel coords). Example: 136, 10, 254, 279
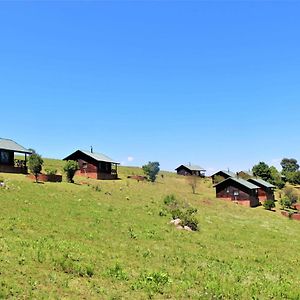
1, 1, 300, 173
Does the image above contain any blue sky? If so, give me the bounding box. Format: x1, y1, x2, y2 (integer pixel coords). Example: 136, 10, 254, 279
1, 1, 300, 173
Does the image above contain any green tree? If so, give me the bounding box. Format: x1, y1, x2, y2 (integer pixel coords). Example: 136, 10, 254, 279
269, 166, 285, 189
28, 153, 44, 183
142, 161, 160, 182
281, 158, 299, 177
63, 160, 79, 183
284, 171, 300, 185
252, 162, 271, 181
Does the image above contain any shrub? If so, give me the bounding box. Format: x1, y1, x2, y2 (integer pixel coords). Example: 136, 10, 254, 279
132, 271, 171, 296
28, 153, 44, 183
279, 197, 292, 209
142, 162, 160, 182
106, 263, 128, 281
263, 199, 275, 210
163, 194, 199, 231
163, 194, 177, 206
45, 168, 57, 175
63, 160, 79, 183
283, 186, 298, 204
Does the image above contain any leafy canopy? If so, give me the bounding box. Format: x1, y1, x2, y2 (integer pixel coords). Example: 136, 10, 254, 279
142, 161, 160, 182
281, 158, 299, 174
28, 153, 44, 182
252, 162, 271, 181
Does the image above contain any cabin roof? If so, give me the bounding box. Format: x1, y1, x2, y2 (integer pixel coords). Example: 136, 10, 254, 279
212, 170, 236, 177
175, 164, 206, 171
248, 178, 275, 188
238, 170, 254, 177
64, 150, 119, 164
0, 138, 32, 154
214, 177, 259, 190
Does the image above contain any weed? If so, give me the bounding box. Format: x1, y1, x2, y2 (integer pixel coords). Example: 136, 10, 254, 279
106, 263, 128, 281
132, 271, 171, 296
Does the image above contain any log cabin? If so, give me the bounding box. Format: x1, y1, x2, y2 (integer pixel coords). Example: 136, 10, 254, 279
214, 177, 260, 207
0, 138, 32, 174
175, 164, 206, 177
63, 149, 119, 180
247, 178, 275, 202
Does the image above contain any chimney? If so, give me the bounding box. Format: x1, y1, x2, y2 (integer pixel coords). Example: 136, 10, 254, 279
90, 146, 93, 153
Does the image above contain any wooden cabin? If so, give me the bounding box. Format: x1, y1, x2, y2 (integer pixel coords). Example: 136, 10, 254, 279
214, 177, 260, 207
175, 164, 206, 177
63, 150, 119, 180
211, 170, 236, 184
247, 178, 275, 202
0, 138, 32, 174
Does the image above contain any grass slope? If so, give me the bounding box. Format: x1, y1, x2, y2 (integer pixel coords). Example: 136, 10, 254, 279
0, 160, 300, 299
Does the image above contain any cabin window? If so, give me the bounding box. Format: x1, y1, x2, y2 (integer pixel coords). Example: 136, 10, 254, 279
226, 188, 230, 193
233, 191, 239, 196
82, 162, 87, 169
0, 150, 10, 164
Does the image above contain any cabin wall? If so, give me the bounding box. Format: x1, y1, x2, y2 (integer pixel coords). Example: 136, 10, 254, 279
258, 188, 274, 202
0, 150, 14, 166
75, 159, 118, 180
177, 168, 192, 176
216, 183, 259, 207
0, 165, 28, 174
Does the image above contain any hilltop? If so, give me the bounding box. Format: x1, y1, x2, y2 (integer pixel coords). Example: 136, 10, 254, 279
0, 158, 300, 299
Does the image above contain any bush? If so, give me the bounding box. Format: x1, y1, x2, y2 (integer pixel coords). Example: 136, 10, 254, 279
163, 194, 199, 231
28, 153, 44, 183
283, 186, 298, 205
132, 271, 171, 296
142, 162, 160, 182
63, 160, 79, 183
163, 194, 177, 206
279, 197, 292, 209
45, 168, 57, 175
263, 199, 275, 210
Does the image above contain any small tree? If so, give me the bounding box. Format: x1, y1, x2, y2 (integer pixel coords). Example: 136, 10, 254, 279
28, 153, 44, 183
63, 160, 79, 183
142, 161, 160, 182
187, 175, 198, 194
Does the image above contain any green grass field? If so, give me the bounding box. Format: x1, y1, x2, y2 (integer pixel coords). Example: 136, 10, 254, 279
1, 159, 300, 299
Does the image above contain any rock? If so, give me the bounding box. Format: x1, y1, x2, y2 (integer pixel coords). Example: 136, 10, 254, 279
184, 226, 192, 231
176, 225, 184, 230
173, 218, 181, 226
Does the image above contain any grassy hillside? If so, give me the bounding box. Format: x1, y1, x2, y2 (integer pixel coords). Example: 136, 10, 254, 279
0, 160, 300, 299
